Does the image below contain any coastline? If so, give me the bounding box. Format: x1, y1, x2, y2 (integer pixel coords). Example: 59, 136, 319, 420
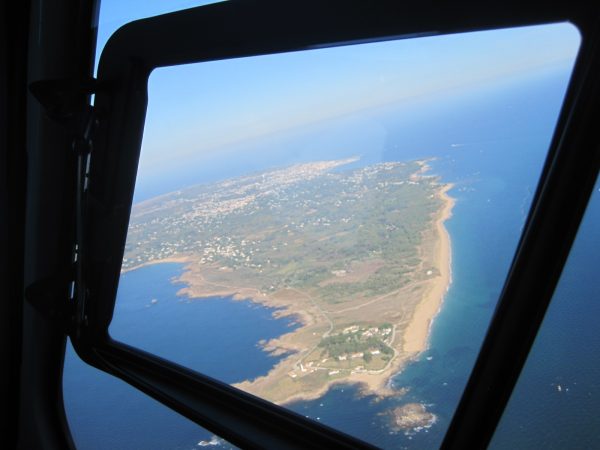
122, 183, 455, 405
402, 184, 454, 355
121, 255, 193, 274
272, 183, 455, 405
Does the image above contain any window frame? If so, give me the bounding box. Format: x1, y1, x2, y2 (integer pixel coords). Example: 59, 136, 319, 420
70, 1, 600, 449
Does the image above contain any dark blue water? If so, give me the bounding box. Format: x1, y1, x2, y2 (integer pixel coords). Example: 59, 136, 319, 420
109, 263, 299, 383
64, 65, 598, 449
63, 263, 298, 449
490, 179, 600, 450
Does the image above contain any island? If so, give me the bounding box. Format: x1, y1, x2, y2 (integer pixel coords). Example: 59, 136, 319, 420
123, 157, 454, 404
386, 403, 437, 433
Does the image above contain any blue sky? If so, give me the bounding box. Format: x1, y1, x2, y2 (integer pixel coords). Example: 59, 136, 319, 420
95, 1, 580, 185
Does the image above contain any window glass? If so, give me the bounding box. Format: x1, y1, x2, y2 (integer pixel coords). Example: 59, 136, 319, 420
93, 1, 226, 75
108, 23, 579, 448
64, 3, 582, 447
489, 177, 600, 450
63, 343, 236, 450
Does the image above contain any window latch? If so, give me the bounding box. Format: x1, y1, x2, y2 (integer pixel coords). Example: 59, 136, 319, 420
27, 77, 103, 337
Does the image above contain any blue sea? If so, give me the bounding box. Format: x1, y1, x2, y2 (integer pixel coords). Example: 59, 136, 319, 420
63, 65, 600, 449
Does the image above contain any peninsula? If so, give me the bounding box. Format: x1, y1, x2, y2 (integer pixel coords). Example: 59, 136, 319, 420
123, 157, 454, 404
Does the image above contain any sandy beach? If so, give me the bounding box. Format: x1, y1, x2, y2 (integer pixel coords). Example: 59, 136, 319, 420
121, 255, 193, 274
402, 184, 454, 354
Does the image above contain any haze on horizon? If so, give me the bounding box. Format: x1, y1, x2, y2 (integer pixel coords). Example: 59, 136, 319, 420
140, 23, 578, 174
94, 2, 580, 198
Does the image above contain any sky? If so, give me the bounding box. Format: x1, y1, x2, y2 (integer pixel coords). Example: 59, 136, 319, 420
94, 1, 581, 185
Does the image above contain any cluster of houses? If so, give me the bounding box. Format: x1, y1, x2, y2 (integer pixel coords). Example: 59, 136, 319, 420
337, 349, 381, 362
341, 324, 392, 338
286, 324, 394, 380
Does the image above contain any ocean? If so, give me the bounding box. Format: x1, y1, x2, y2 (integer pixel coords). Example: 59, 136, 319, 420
63, 65, 600, 449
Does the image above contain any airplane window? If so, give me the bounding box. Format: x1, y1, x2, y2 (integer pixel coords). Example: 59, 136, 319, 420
93, 1, 227, 76
489, 176, 600, 450
63, 343, 236, 450
85, 23, 579, 448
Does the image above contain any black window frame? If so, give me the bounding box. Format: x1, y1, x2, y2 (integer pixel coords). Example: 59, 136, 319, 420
68, 1, 600, 449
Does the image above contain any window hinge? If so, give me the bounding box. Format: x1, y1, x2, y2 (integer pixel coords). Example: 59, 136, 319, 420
29, 77, 102, 129
24, 273, 75, 334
